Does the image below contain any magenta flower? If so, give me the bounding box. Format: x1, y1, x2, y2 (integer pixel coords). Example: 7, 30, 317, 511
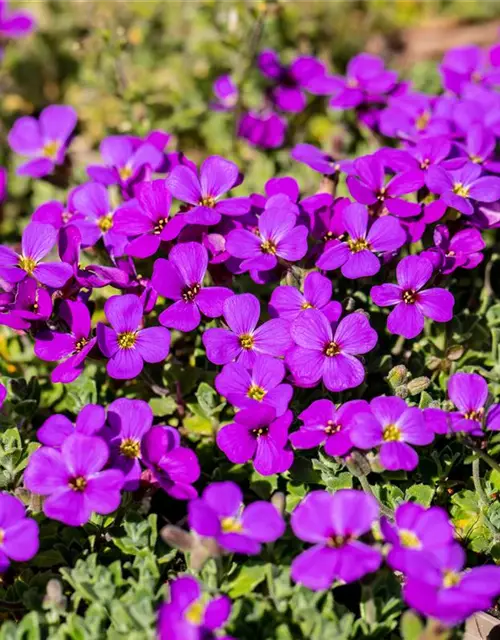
216, 406, 293, 476
371, 255, 454, 339
350, 396, 433, 471
447, 372, 500, 434
309, 196, 349, 249
226, 201, 308, 272
211, 75, 238, 111
0, 0, 35, 41
97, 293, 170, 379
37, 404, 106, 449
446, 123, 500, 173
316, 203, 405, 278
203, 293, 292, 368
290, 490, 381, 590
290, 399, 370, 457
270, 272, 342, 323
152, 242, 233, 332
166, 155, 250, 226
142, 426, 200, 500
291, 144, 343, 175
8, 105, 76, 178
287, 309, 377, 392
87, 135, 163, 188
215, 354, 292, 417
421, 224, 485, 274
238, 110, 287, 149
8, 277, 52, 327
426, 163, 500, 215
24, 433, 124, 526
34, 299, 97, 384
158, 576, 232, 640
0, 493, 39, 573
0, 384, 5, 408
188, 481, 285, 555
440, 44, 500, 94
347, 153, 423, 218
380, 502, 454, 574
0, 222, 72, 288
403, 543, 500, 626
105, 398, 153, 491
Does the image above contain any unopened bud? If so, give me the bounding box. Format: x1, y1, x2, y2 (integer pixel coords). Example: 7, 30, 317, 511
407, 376, 430, 396
387, 365, 408, 389
395, 385, 409, 399
271, 491, 285, 515
446, 345, 464, 362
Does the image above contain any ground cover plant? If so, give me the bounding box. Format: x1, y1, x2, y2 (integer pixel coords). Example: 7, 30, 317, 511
3, 1, 500, 639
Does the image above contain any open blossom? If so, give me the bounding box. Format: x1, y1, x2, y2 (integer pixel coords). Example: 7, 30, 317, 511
238, 110, 287, 149
350, 396, 434, 471
37, 404, 106, 449
216, 406, 293, 476
445, 123, 500, 173
447, 372, 500, 434
440, 44, 500, 95
142, 426, 200, 499
97, 294, 170, 379
0, 0, 35, 42
203, 293, 292, 368
403, 543, 500, 626
291, 144, 345, 175
5, 277, 52, 329
290, 399, 369, 457
426, 163, 500, 215
24, 433, 124, 526
291, 490, 382, 590
8, 105, 76, 178
158, 576, 232, 640
316, 203, 405, 278
421, 224, 485, 274
0, 384, 5, 408
287, 309, 377, 392
226, 200, 308, 272
166, 155, 250, 226
152, 242, 233, 332
34, 299, 96, 384
211, 75, 238, 111
0, 222, 72, 288
380, 502, 454, 574
371, 255, 454, 339
270, 272, 342, 323
215, 354, 292, 416
188, 481, 285, 555
0, 493, 39, 573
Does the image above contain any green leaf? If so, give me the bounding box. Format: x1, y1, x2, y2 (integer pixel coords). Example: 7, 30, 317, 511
149, 396, 177, 417
226, 563, 269, 598
400, 610, 424, 640
405, 484, 435, 507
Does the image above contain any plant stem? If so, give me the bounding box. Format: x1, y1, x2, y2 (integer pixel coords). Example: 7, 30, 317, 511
346, 461, 394, 520
472, 457, 489, 508
463, 438, 500, 474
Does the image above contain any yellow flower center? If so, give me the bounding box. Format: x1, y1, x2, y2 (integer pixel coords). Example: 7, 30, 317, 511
153, 218, 167, 235
221, 517, 243, 533
377, 187, 387, 201
415, 111, 431, 131
69, 476, 87, 492
470, 154, 483, 164
301, 301, 314, 310
464, 408, 484, 421
323, 231, 335, 242
402, 289, 417, 304
0, 528, 4, 545
200, 196, 216, 208
119, 438, 141, 459
327, 534, 353, 548
347, 237, 370, 253
325, 420, 341, 435
420, 158, 431, 170
98, 214, 114, 232
399, 529, 421, 549
347, 77, 358, 88
239, 333, 254, 350
323, 341, 340, 357
247, 384, 266, 401
261, 239, 277, 255
42, 140, 60, 159
74, 337, 89, 352
251, 426, 268, 438
182, 283, 201, 302
119, 165, 133, 181
185, 600, 205, 625
443, 570, 461, 588
383, 424, 402, 442
18, 255, 37, 275
62, 211, 72, 224
453, 183, 470, 198
117, 331, 137, 349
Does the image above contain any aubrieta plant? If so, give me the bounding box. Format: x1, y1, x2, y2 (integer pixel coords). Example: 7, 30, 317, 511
4, 2, 500, 639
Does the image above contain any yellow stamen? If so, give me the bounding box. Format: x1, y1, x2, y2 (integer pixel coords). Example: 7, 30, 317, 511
399, 529, 421, 549
18, 256, 37, 275
119, 438, 141, 459
239, 334, 254, 350
200, 196, 216, 208
383, 424, 402, 442
221, 517, 243, 533
42, 140, 60, 159
117, 331, 137, 349
185, 601, 204, 625
402, 289, 417, 304
69, 476, 87, 492
453, 183, 470, 198
323, 341, 340, 357
247, 384, 266, 401
119, 165, 133, 181
443, 570, 461, 588
182, 283, 201, 302
98, 214, 114, 232
347, 237, 370, 253
261, 239, 277, 255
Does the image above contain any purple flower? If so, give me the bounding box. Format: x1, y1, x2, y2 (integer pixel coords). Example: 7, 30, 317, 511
371, 255, 454, 339
87, 135, 163, 188
316, 203, 405, 278
34, 299, 97, 384
152, 242, 233, 332
270, 272, 341, 324
378, 93, 451, 142
37, 404, 106, 449
158, 576, 232, 640
32, 187, 84, 233
380, 501, 454, 574
24, 433, 124, 526
290, 490, 381, 590
237, 110, 286, 149
447, 372, 500, 434
421, 224, 485, 274
291, 144, 343, 175
216, 406, 293, 476
9, 277, 52, 326
379, 136, 451, 175
0, 493, 39, 573
287, 309, 377, 392
403, 543, 500, 626
309, 196, 348, 248
440, 45, 500, 95
203, 293, 292, 368
290, 399, 370, 457
215, 354, 292, 417
445, 123, 500, 173
426, 163, 500, 215
211, 75, 238, 111
188, 481, 285, 555
226, 201, 308, 272
105, 398, 153, 491
0, 0, 35, 40
166, 155, 250, 226
142, 426, 200, 499
97, 293, 170, 379
0, 384, 5, 408
0, 222, 72, 288
347, 153, 423, 218
8, 105, 76, 178
350, 396, 433, 471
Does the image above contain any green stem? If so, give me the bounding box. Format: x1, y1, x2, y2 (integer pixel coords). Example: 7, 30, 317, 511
463, 438, 500, 474
472, 457, 489, 507
346, 461, 394, 520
